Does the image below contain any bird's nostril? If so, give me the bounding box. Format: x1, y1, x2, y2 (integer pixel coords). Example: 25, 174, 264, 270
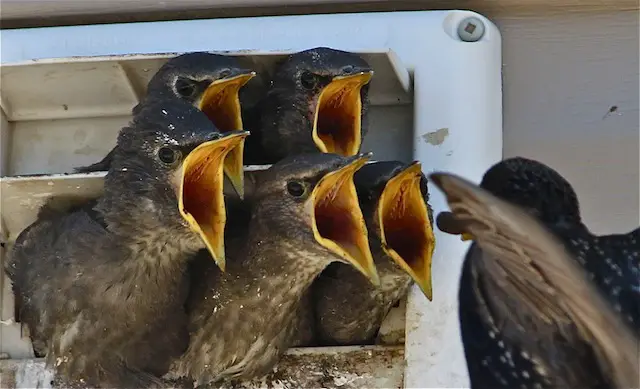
342, 66, 354, 75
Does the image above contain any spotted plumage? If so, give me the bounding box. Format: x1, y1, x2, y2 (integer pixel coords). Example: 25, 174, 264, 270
465, 157, 640, 330
457, 244, 612, 388
434, 157, 640, 388
6, 100, 233, 388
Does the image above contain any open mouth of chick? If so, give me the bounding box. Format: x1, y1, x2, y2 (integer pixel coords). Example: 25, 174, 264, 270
377, 162, 436, 300
307, 153, 379, 285
198, 72, 255, 198
178, 131, 250, 271
312, 72, 373, 157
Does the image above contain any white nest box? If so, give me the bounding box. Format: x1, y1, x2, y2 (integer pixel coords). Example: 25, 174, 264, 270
0, 10, 502, 388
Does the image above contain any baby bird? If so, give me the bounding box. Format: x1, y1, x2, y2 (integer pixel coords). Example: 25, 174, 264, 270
168, 152, 379, 386
311, 161, 435, 346
6, 99, 247, 388
258, 47, 373, 163
77, 52, 255, 198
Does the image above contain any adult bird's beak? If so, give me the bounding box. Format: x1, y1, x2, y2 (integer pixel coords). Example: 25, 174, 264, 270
198, 71, 256, 199
312, 71, 374, 157
375, 162, 436, 300
306, 152, 379, 285
177, 130, 250, 271
436, 211, 474, 241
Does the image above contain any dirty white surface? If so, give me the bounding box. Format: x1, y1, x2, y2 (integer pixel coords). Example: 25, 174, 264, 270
0, 10, 502, 387
0, 346, 404, 389
0, 358, 55, 389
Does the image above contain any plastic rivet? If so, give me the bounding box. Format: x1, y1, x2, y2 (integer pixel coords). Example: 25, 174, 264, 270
457, 16, 485, 42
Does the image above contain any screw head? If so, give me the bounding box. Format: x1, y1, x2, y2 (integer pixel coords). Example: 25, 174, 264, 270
457, 16, 486, 42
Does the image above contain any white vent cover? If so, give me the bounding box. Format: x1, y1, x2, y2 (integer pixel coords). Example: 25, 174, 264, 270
0, 9, 502, 388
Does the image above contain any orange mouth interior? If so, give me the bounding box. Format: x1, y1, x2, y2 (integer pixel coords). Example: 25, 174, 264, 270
378, 162, 435, 300
178, 132, 249, 270
308, 155, 379, 284
198, 73, 255, 199
312, 72, 373, 157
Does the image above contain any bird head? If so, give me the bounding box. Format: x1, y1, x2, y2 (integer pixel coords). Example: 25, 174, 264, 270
106, 99, 249, 270
143, 52, 256, 197
437, 157, 582, 242
353, 161, 436, 300
263, 47, 373, 159
251, 152, 379, 285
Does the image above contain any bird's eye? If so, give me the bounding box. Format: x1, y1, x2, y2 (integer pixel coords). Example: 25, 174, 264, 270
174, 77, 197, 98
287, 181, 306, 197
219, 69, 232, 79
300, 71, 318, 90
342, 65, 354, 74
158, 147, 180, 165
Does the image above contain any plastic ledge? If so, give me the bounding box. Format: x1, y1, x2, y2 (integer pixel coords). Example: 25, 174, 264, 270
0, 49, 411, 122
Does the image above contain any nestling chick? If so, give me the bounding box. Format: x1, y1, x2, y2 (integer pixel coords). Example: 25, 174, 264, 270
6, 99, 248, 388
168, 152, 380, 386
311, 160, 435, 346
259, 47, 373, 163
76, 52, 255, 198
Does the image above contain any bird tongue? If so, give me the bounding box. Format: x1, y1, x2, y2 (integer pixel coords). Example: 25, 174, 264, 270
312, 71, 373, 157
376, 162, 435, 300
198, 72, 256, 199
308, 153, 379, 285
178, 131, 249, 271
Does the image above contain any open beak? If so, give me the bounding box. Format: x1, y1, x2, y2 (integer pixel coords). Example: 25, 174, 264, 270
198, 72, 256, 199
306, 153, 379, 285
312, 71, 373, 157
177, 131, 250, 270
376, 162, 436, 300
436, 211, 474, 241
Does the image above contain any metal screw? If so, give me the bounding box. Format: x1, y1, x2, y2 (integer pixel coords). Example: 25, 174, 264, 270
457, 16, 485, 42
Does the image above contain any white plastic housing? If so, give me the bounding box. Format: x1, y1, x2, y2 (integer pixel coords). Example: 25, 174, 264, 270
0, 10, 502, 388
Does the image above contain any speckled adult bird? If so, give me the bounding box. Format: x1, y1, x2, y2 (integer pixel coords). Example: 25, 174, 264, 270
438, 157, 640, 331
432, 157, 640, 388
310, 160, 436, 346
258, 47, 374, 163
76, 52, 256, 198
6, 99, 249, 388
167, 152, 380, 386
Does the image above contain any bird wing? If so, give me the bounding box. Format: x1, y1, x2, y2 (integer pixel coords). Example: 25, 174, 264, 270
431, 172, 640, 389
